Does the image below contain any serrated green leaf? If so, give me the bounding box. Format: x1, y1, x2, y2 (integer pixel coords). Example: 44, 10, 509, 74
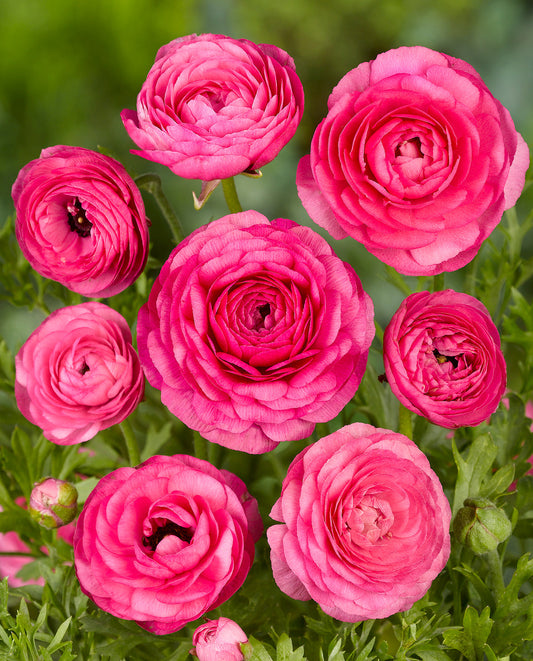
246, 636, 275, 661
480, 463, 515, 498
276, 633, 305, 660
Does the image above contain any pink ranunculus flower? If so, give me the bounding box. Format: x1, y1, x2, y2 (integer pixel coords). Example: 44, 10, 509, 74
297, 46, 529, 276
73, 454, 263, 635
12, 145, 149, 298
267, 423, 451, 621
192, 617, 248, 661
121, 33, 304, 181
15, 302, 145, 445
137, 210, 374, 454
383, 290, 506, 428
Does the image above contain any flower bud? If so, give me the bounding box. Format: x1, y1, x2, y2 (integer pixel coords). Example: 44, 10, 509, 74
453, 497, 512, 554
192, 617, 248, 661
29, 478, 78, 528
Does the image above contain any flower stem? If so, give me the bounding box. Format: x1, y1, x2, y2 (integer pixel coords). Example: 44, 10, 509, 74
193, 430, 208, 461
431, 273, 445, 292
120, 418, 141, 467
135, 173, 185, 243
486, 548, 505, 599
398, 404, 413, 439
222, 177, 243, 214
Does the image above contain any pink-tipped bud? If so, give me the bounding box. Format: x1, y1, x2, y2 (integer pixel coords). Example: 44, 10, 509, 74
192, 617, 249, 661
29, 478, 78, 528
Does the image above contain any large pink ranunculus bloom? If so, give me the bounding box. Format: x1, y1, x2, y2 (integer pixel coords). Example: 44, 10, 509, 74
121, 33, 304, 181
297, 46, 529, 276
137, 211, 374, 454
192, 617, 248, 661
383, 289, 506, 428
267, 423, 451, 621
15, 302, 145, 444
12, 145, 149, 298
73, 454, 262, 635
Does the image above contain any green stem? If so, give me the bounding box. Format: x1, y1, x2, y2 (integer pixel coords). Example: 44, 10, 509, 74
135, 173, 184, 243
398, 404, 413, 439
193, 430, 208, 461
120, 418, 141, 467
486, 549, 505, 600
0, 551, 37, 557
431, 273, 445, 292
222, 177, 243, 213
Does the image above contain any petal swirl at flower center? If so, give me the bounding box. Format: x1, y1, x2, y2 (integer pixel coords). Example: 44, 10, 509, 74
66, 198, 93, 238
342, 495, 394, 546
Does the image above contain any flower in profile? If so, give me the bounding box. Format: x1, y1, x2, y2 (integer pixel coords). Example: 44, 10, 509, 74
297, 46, 529, 275
12, 145, 149, 298
192, 618, 249, 661
29, 478, 78, 528
15, 302, 145, 444
73, 454, 263, 635
383, 289, 506, 428
267, 423, 451, 621
121, 33, 304, 181
137, 211, 374, 454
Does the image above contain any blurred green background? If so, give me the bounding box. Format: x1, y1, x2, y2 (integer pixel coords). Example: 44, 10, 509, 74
1, 0, 532, 348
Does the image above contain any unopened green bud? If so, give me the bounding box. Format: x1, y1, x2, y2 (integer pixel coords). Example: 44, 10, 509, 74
453, 497, 512, 554
29, 478, 78, 528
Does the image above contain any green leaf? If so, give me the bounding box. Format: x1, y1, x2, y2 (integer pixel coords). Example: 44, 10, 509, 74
0, 577, 8, 617
480, 463, 515, 499
246, 636, 275, 661
276, 633, 306, 660
452, 434, 498, 515
443, 606, 493, 661
46, 617, 72, 653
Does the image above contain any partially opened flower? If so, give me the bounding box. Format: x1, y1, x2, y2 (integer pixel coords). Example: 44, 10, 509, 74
297, 46, 529, 275
137, 211, 374, 453
121, 33, 304, 181
73, 454, 262, 634
192, 618, 249, 660
15, 302, 145, 444
267, 423, 451, 621
383, 289, 506, 428
12, 145, 149, 298
0, 499, 76, 588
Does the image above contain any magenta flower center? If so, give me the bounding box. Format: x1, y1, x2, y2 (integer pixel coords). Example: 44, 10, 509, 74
66, 198, 93, 238
143, 519, 193, 551
250, 302, 273, 331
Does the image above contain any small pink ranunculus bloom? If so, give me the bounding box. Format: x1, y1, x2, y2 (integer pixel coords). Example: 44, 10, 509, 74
29, 478, 78, 528
0, 500, 75, 588
192, 617, 248, 661
267, 422, 451, 621
137, 210, 374, 454
12, 145, 149, 298
73, 454, 263, 635
121, 33, 304, 181
383, 290, 506, 428
297, 46, 529, 276
15, 302, 145, 445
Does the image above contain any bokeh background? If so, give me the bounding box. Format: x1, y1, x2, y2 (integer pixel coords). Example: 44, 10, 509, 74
1, 0, 532, 349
